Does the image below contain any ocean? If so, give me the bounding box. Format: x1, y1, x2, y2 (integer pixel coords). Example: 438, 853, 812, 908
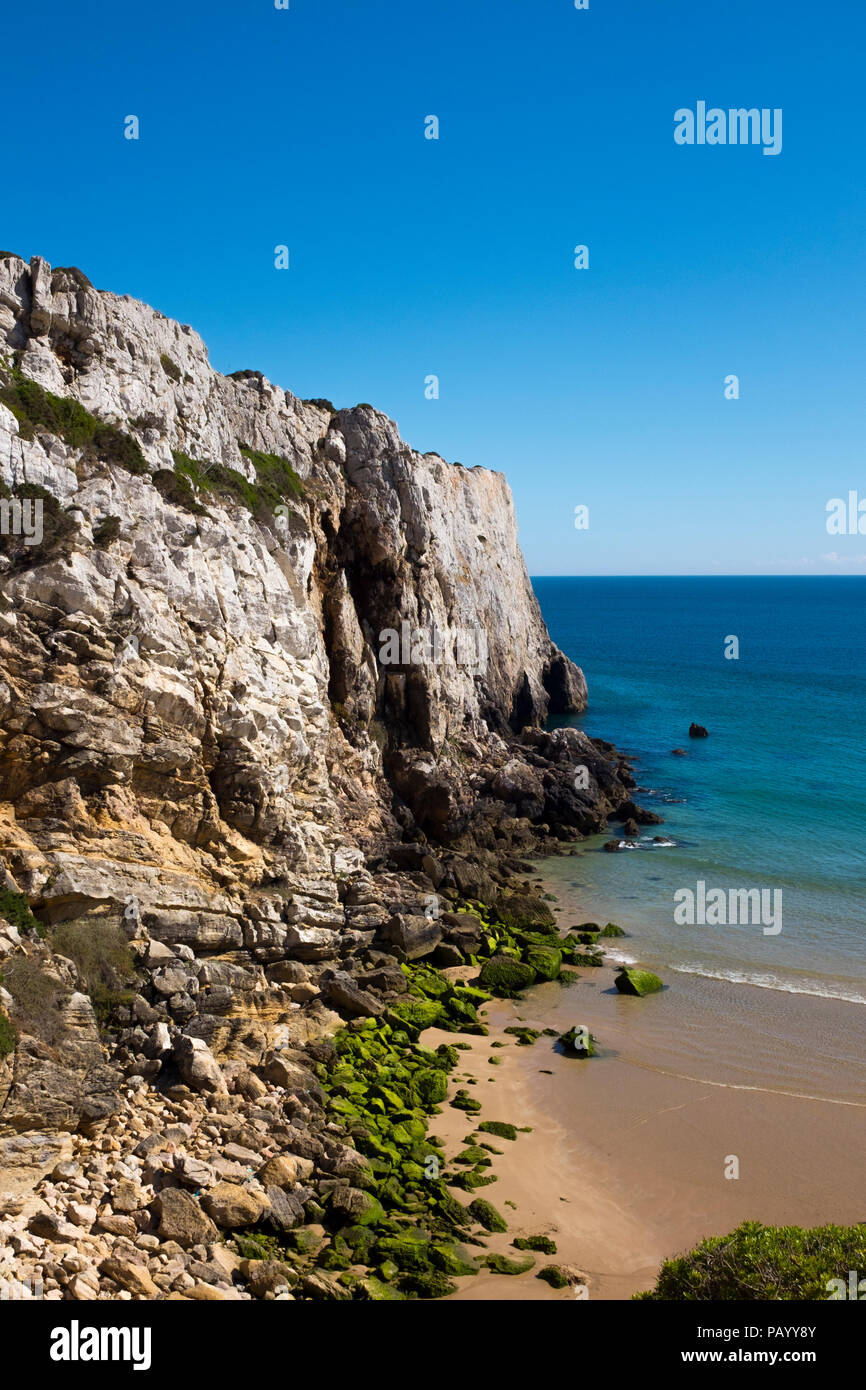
532, 576, 866, 1037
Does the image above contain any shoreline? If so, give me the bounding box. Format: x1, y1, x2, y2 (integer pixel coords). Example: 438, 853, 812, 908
431, 859, 866, 1302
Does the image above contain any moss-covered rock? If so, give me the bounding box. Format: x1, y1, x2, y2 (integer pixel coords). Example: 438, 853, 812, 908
503, 1025, 539, 1046
358, 1275, 406, 1300
384, 997, 446, 1037
454, 1145, 491, 1167
398, 1269, 458, 1299
467, 1198, 507, 1233
478, 1120, 518, 1141
514, 1235, 557, 1255
376, 1234, 432, 1272
559, 1026, 595, 1057
537, 1264, 570, 1288
568, 950, 604, 968
484, 1253, 535, 1275
524, 945, 562, 982
615, 967, 663, 996
450, 1089, 482, 1114
430, 1243, 480, 1277
479, 956, 537, 997
600, 923, 626, 937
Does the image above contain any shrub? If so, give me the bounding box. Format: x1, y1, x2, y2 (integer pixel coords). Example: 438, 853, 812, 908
0, 1012, 17, 1057
0, 367, 148, 474
0, 482, 79, 569
635, 1221, 866, 1301
154, 464, 209, 516
238, 445, 305, 503
92, 515, 122, 548
49, 921, 137, 1026
4, 956, 65, 1042
0, 888, 43, 935
168, 448, 303, 517
159, 353, 182, 383
50, 266, 93, 293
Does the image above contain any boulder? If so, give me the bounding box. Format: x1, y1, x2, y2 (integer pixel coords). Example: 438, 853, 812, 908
688, 723, 709, 738
559, 1025, 595, 1057
380, 913, 442, 961
173, 1035, 227, 1095
202, 1182, 271, 1229
478, 955, 536, 997
321, 970, 383, 1018
99, 1258, 160, 1299
153, 1187, 218, 1248
615, 967, 663, 997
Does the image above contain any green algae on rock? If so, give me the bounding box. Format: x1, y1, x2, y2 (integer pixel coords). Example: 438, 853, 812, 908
615, 967, 663, 996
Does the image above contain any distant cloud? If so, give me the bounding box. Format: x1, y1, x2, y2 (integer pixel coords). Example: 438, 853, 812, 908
820, 552, 866, 567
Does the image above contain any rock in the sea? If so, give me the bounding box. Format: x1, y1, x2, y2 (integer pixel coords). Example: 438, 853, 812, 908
688, 723, 709, 738
559, 1025, 595, 1057
615, 967, 663, 997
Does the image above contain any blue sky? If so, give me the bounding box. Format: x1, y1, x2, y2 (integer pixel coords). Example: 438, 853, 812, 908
4, 0, 865, 574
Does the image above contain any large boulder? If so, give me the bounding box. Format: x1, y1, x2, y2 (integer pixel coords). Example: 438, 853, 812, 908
615, 967, 663, 997
173, 1035, 227, 1095
203, 1182, 270, 1229
478, 955, 536, 997
153, 1188, 218, 1248
380, 913, 442, 961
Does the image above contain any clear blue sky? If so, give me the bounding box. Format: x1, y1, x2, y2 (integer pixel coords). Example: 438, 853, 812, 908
5, 0, 865, 574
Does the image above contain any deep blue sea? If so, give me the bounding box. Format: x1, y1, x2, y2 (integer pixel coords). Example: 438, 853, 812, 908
533, 577, 866, 1004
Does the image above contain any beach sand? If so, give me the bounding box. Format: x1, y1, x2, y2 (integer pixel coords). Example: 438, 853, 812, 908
429, 875, 866, 1301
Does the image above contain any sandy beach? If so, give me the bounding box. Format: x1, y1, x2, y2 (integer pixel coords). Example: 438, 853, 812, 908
429, 868, 866, 1302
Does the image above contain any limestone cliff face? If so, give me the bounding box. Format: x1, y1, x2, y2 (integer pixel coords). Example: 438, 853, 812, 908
0, 254, 633, 1134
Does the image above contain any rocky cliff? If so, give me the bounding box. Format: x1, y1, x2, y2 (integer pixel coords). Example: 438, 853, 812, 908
0, 254, 646, 1300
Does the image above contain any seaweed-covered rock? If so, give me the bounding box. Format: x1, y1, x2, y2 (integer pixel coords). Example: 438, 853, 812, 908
514, 1235, 557, 1254
329, 1187, 385, 1226
384, 997, 445, 1038
559, 1025, 595, 1058
484, 1252, 534, 1275
467, 1197, 507, 1232
414, 1067, 449, 1105
615, 967, 663, 997
503, 1026, 539, 1046
567, 950, 604, 968
478, 1120, 518, 1141
524, 944, 562, 982
537, 1264, 569, 1288
429, 1242, 480, 1277
478, 955, 536, 997
599, 923, 626, 937
399, 1269, 458, 1299
450, 1089, 482, 1114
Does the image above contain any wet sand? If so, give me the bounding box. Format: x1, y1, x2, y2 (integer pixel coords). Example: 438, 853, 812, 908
428, 876, 866, 1301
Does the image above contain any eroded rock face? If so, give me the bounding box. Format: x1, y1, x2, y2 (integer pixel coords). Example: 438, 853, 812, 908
0, 253, 639, 1142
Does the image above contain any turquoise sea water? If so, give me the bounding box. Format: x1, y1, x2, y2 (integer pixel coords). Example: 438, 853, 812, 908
533, 577, 866, 1004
